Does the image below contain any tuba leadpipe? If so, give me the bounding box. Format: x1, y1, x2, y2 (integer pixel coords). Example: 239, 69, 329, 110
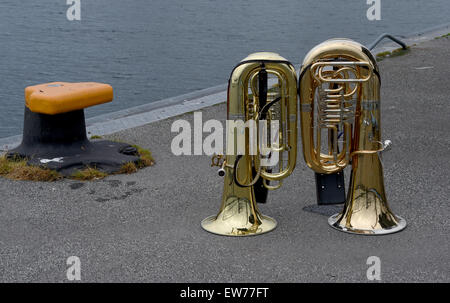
299, 39, 406, 235
202, 52, 298, 236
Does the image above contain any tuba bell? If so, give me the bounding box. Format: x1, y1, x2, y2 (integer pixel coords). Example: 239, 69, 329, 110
299, 39, 406, 235
202, 52, 298, 236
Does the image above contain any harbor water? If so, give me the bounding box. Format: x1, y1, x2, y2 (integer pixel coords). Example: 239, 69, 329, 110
0, 0, 449, 138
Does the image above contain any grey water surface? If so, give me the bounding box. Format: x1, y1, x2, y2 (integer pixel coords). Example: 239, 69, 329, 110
0, 0, 449, 138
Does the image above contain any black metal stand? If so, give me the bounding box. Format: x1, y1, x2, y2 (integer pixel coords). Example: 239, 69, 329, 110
255, 67, 269, 203
7, 107, 140, 176
314, 171, 346, 205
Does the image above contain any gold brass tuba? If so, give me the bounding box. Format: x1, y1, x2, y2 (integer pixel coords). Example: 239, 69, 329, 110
202, 52, 298, 236
299, 39, 406, 235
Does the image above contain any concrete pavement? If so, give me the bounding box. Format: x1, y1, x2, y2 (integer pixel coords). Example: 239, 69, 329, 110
0, 37, 449, 282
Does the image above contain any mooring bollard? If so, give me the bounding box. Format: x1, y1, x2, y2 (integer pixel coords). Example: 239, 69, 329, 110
7, 82, 141, 175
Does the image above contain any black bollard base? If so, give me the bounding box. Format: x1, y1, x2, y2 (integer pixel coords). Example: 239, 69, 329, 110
7, 107, 141, 176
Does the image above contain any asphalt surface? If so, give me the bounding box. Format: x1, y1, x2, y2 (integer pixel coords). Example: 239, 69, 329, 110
0, 38, 449, 282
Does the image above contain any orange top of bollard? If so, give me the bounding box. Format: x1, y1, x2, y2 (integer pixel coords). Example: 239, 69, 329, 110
25, 82, 113, 115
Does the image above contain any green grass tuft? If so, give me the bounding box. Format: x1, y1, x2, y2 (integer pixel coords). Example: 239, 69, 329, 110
0, 155, 62, 181
70, 166, 108, 180
132, 145, 155, 168
119, 162, 138, 174
435, 33, 450, 39
376, 46, 410, 61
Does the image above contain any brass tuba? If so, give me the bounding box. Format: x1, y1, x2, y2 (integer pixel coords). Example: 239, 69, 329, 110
299, 39, 406, 235
202, 52, 298, 236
